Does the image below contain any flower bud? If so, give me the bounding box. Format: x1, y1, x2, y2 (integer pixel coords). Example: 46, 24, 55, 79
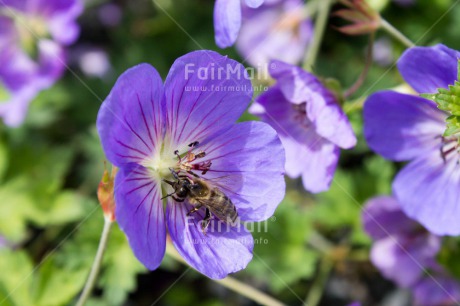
334, 0, 381, 35
97, 163, 118, 222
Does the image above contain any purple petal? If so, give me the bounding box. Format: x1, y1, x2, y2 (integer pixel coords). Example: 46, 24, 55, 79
364, 91, 445, 162
252, 86, 339, 193
306, 90, 356, 149
163, 50, 252, 148
97, 63, 165, 167
36, 39, 66, 87
0, 86, 38, 126
244, 0, 264, 8
413, 276, 460, 306
45, 0, 83, 45
397, 44, 460, 94
269, 60, 328, 104
0, 0, 26, 10
370, 233, 440, 287
236, 3, 313, 66
115, 165, 166, 270
362, 196, 419, 240
393, 148, 460, 235
167, 200, 253, 279
297, 138, 339, 193
214, 0, 242, 48
195, 121, 285, 222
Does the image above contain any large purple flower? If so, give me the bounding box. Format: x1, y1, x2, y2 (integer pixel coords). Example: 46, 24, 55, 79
214, 0, 265, 48
363, 44, 460, 235
236, 0, 313, 66
0, 0, 82, 126
250, 60, 356, 193
97, 50, 285, 279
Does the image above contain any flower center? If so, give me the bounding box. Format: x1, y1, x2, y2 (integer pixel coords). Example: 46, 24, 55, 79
273, 10, 303, 38
0, 9, 49, 61
172, 141, 212, 176
292, 103, 311, 129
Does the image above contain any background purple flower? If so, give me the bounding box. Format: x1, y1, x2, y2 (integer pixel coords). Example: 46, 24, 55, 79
413, 275, 460, 306
250, 60, 356, 193
0, 0, 82, 126
363, 195, 460, 306
236, 0, 313, 66
97, 50, 285, 279
214, 0, 265, 48
364, 44, 460, 235
363, 196, 441, 287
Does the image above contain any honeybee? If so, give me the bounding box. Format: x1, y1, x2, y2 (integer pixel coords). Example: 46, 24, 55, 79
162, 168, 238, 234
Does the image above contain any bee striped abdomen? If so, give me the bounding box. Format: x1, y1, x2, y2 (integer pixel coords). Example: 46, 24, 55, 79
206, 189, 238, 223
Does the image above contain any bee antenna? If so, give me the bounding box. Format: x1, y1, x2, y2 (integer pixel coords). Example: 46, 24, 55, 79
161, 192, 175, 200
163, 179, 175, 186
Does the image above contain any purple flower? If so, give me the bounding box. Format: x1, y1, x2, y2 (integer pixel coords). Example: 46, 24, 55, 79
363, 196, 460, 306
0, 0, 82, 126
214, 0, 265, 48
362, 196, 441, 288
250, 60, 356, 193
363, 44, 460, 235
413, 275, 460, 306
97, 50, 285, 279
236, 0, 313, 66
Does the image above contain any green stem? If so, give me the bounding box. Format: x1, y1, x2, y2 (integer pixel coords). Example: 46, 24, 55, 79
76, 219, 113, 306
304, 259, 333, 306
303, 0, 333, 71
380, 18, 415, 48
165, 242, 285, 306
344, 32, 375, 98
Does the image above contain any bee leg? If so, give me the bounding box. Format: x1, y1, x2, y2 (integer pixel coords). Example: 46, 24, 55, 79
186, 204, 202, 216
172, 196, 184, 202
201, 208, 211, 235
187, 170, 200, 178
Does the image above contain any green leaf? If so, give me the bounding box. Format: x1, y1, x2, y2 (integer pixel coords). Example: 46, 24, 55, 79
244, 196, 319, 292
0, 249, 34, 306
33, 257, 88, 306
0, 178, 37, 242
99, 224, 146, 305
423, 60, 460, 136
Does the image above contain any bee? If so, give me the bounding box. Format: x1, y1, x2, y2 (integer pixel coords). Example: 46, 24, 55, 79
162, 168, 238, 234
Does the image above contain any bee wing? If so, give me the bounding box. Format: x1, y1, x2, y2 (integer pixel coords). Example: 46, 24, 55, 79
200, 174, 236, 196
196, 190, 238, 224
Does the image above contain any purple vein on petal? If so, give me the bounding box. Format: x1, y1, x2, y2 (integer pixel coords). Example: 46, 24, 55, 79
201, 148, 244, 163
127, 181, 153, 196
126, 176, 152, 182
199, 134, 243, 156
115, 138, 149, 157
135, 183, 156, 214
150, 89, 160, 140
137, 93, 155, 150
174, 77, 192, 139
115, 154, 144, 162
123, 117, 153, 152
182, 96, 226, 142
175, 88, 207, 144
